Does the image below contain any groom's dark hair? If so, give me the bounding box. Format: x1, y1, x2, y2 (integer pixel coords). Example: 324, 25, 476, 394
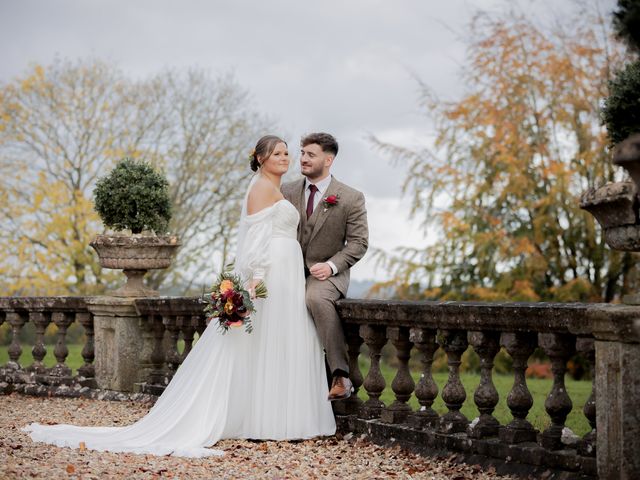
301, 132, 338, 157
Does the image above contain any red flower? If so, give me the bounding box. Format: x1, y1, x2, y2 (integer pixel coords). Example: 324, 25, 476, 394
232, 292, 244, 307
323, 194, 339, 208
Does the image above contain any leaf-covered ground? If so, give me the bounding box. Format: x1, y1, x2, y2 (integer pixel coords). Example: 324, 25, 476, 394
0, 394, 513, 479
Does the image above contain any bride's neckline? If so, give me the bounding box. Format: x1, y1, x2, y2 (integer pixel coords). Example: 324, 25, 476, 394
245, 198, 287, 217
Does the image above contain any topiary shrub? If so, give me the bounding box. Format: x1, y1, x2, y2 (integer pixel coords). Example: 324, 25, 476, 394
602, 60, 640, 145
94, 158, 172, 234
613, 0, 640, 53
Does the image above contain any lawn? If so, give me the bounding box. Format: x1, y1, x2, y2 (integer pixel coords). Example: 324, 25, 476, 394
0, 343, 592, 437
0, 343, 85, 374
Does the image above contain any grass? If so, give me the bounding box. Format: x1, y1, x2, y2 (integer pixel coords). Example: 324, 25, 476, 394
0, 344, 86, 374
0, 343, 593, 437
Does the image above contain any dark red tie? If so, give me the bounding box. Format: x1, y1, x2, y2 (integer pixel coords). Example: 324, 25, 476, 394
306, 184, 318, 219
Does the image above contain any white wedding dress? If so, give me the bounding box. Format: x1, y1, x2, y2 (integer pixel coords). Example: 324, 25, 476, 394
23, 176, 336, 457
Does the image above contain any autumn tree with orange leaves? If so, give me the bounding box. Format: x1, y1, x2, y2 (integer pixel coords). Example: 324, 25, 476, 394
374, 7, 634, 302
0, 59, 270, 295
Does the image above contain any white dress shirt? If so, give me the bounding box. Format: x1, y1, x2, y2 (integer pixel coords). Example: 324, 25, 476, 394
304, 175, 338, 275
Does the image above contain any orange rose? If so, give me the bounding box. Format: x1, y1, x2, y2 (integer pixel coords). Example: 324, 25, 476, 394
219, 279, 234, 294
228, 320, 243, 327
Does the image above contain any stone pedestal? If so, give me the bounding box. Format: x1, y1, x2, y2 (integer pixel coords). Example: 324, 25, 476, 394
595, 340, 640, 479
592, 306, 640, 480
86, 296, 154, 392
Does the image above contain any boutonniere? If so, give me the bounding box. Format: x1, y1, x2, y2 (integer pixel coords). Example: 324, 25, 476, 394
322, 194, 339, 212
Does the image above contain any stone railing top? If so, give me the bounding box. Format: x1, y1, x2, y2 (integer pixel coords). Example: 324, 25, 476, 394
0, 296, 89, 312
336, 299, 640, 343
134, 296, 203, 317
2, 296, 638, 343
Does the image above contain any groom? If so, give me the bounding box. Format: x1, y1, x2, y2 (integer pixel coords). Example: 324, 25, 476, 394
282, 132, 369, 401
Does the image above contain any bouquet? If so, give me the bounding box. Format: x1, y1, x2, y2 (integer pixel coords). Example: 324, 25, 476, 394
202, 269, 267, 333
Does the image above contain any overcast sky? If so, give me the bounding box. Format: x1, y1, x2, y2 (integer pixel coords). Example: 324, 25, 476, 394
0, 0, 613, 281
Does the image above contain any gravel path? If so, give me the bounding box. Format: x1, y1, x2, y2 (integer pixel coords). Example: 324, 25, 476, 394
0, 394, 512, 479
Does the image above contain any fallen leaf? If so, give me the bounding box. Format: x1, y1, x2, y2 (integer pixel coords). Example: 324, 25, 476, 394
66, 464, 75, 474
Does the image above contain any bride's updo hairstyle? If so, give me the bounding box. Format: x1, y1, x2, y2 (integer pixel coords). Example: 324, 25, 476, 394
250, 135, 287, 172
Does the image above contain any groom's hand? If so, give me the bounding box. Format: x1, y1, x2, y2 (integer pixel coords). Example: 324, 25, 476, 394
309, 263, 332, 281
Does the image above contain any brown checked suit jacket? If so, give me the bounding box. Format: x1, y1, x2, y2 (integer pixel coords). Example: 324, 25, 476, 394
282, 176, 368, 296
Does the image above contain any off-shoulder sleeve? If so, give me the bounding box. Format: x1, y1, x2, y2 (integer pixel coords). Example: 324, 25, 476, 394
234, 207, 273, 281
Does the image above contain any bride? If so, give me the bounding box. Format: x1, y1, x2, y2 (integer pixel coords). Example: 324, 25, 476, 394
23, 135, 336, 457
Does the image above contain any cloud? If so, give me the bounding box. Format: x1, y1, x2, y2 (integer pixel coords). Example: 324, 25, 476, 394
0, 0, 603, 281
351, 194, 431, 281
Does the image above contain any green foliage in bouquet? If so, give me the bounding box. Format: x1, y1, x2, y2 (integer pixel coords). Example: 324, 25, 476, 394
94, 158, 172, 234
602, 60, 640, 145
613, 0, 640, 53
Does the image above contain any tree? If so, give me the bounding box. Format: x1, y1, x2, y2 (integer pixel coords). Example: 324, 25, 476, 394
142, 69, 271, 292
0, 58, 271, 295
373, 7, 634, 302
612, 0, 640, 53
603, 0, 640, 145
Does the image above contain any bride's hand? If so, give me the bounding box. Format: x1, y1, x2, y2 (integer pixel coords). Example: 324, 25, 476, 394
247, 278, 261, 299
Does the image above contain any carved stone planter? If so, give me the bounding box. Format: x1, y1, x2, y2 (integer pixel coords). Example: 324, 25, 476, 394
580, 135, 640, 250
90, 234, 181, 297
580, 133, 640, 304
580, 181, 639, 251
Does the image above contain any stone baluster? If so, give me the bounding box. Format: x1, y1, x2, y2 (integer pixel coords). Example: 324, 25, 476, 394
0, 311, 6, 390
164, 316, 182, 378
408, 327, 439, 429
381, 326, 415, 424
27, 311, 51, 374
148, 315, 168, 388
76, 312, 96, 382
576, 337, 596, 457
360, 324, 387, 420
76, 312, 96, 388
438, 329, 469, 433
538, 333, 576, 450
333, 323, 364, 416
179, 316, 198, 361
195, 319, 206, 338
48, 311, 73, 379
6, 311, 27, 370
499, 332, 537, 443
467, 331, 501, 438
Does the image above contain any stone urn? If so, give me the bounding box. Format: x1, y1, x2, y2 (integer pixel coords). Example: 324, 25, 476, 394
581, 133, 640, 304
90, 234, 181, 297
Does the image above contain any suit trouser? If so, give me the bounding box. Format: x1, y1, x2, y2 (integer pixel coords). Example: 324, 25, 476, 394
305, 276, 349, 376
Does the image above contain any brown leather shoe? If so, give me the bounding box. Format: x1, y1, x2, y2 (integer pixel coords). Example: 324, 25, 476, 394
328, 376, 353, 401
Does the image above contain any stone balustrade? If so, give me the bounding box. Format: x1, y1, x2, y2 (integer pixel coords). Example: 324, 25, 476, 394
1, 296, 639, 479
0, 296, 96, 396
335, 300, 640, 479
133, 297, 208, 395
